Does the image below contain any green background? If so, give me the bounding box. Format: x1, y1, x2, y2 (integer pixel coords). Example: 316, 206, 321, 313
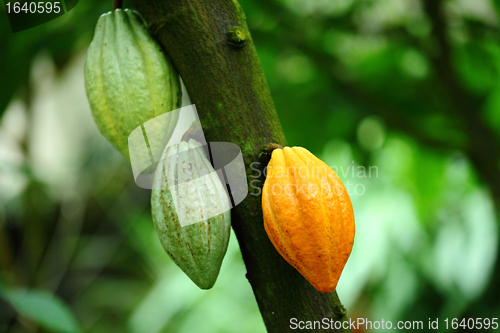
1, 0, 500, 332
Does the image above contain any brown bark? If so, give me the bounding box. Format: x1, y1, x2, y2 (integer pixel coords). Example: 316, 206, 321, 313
129, 0, 352, 331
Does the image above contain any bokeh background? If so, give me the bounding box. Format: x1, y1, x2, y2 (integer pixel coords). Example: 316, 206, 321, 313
1, 0, 500, 332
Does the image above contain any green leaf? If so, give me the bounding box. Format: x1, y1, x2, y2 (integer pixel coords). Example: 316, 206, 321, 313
0, 288, 80, 333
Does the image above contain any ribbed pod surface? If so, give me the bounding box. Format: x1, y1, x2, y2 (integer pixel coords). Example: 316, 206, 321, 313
151, 139, 231, 289
84, 9, 180, 160
262, 147, 355, 293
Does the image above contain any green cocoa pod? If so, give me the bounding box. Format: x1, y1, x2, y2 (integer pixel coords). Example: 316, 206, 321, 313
84, 9, 180, 161
151, 139, 231, 289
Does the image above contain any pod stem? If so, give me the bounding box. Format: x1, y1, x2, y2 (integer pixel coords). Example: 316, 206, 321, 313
259, 143, 284, 160
181, 121, 203, 142
181, 127, 194, 142
114, 0, 123, 10
265, 143, 284, 153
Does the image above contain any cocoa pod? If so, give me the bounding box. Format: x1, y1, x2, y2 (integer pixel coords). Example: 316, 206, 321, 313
151, 139, 231, 289
84, 9, 180, 160
262, 146, 355, 293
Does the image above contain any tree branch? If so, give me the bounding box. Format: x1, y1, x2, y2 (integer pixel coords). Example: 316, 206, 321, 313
298, 41, 464, 152
422, 0, 500, 314
129, 0, 351, 331
422, 0, 500, 202
256, 0, 500, 203
249, 0, 465, 153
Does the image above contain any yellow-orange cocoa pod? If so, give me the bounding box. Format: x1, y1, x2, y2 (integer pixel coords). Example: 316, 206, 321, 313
262, 146, 355, 293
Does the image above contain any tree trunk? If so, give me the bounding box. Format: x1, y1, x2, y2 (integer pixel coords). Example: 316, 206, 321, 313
129, 0, 352, 331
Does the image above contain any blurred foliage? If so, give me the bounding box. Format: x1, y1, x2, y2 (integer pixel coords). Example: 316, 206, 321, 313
0, 288, 79, 332
1, 0, 500, 332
